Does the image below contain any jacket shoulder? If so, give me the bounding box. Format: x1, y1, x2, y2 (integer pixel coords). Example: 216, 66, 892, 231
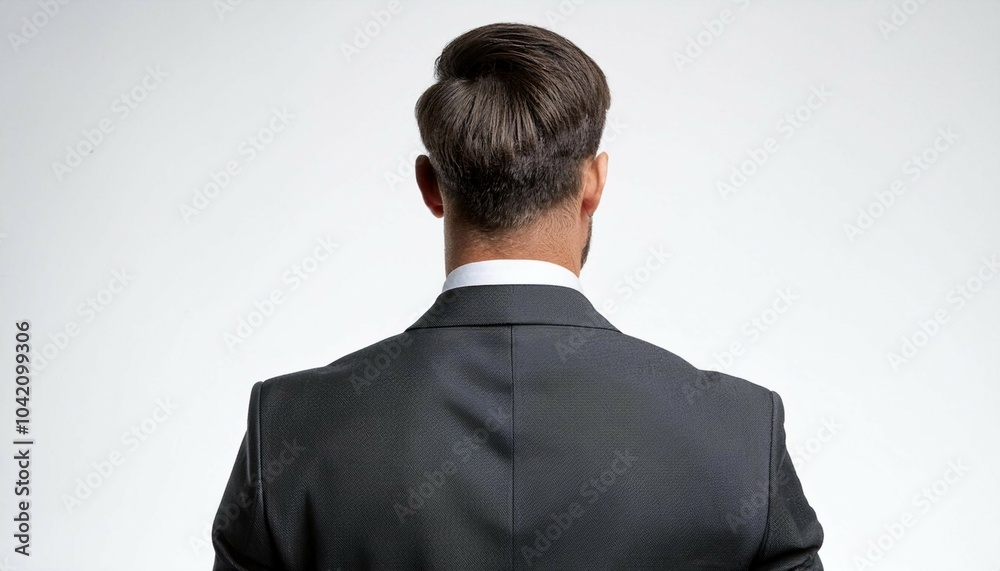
615, 330, 775, 403
253, 330, 416, 404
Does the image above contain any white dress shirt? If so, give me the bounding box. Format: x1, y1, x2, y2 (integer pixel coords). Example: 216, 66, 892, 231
442, 259, 584, 294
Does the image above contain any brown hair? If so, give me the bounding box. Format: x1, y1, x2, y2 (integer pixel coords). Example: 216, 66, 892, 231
415, 22, 611, 232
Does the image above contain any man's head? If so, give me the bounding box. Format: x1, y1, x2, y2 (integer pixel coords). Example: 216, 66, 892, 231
414, 23, 611, 275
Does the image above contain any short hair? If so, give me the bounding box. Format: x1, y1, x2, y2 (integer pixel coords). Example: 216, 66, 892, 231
414, 22, 611, 232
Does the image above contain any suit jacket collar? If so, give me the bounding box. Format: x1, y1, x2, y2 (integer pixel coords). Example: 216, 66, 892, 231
405, 284, 619, 332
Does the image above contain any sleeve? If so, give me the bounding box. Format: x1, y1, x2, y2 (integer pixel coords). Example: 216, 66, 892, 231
750, 390, 825, 570
212, 381, 281, 570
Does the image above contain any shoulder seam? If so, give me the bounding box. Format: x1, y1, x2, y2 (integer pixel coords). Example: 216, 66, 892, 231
753, 390, 778, 562
247, 381, 264, 544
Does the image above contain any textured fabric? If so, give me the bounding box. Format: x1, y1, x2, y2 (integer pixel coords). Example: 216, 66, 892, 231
212, 284, 824, 570
441, 259, 584, 293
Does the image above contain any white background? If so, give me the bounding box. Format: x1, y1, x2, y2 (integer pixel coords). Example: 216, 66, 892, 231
1, 0, 998, 569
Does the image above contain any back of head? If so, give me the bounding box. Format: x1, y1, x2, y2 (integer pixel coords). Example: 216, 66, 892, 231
415, 23, 611, 233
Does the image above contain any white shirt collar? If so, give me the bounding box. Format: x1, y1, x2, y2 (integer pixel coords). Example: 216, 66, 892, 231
442, 259, 584, 294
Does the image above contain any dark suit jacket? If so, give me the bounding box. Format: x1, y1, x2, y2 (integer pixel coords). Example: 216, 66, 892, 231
212, 284, 823, 570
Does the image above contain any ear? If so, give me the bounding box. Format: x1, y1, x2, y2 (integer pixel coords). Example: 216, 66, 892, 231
415, 155, 444, 218
581, 151, 608, 218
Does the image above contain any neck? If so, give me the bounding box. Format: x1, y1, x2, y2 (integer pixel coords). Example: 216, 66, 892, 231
443, 216, 582, 277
